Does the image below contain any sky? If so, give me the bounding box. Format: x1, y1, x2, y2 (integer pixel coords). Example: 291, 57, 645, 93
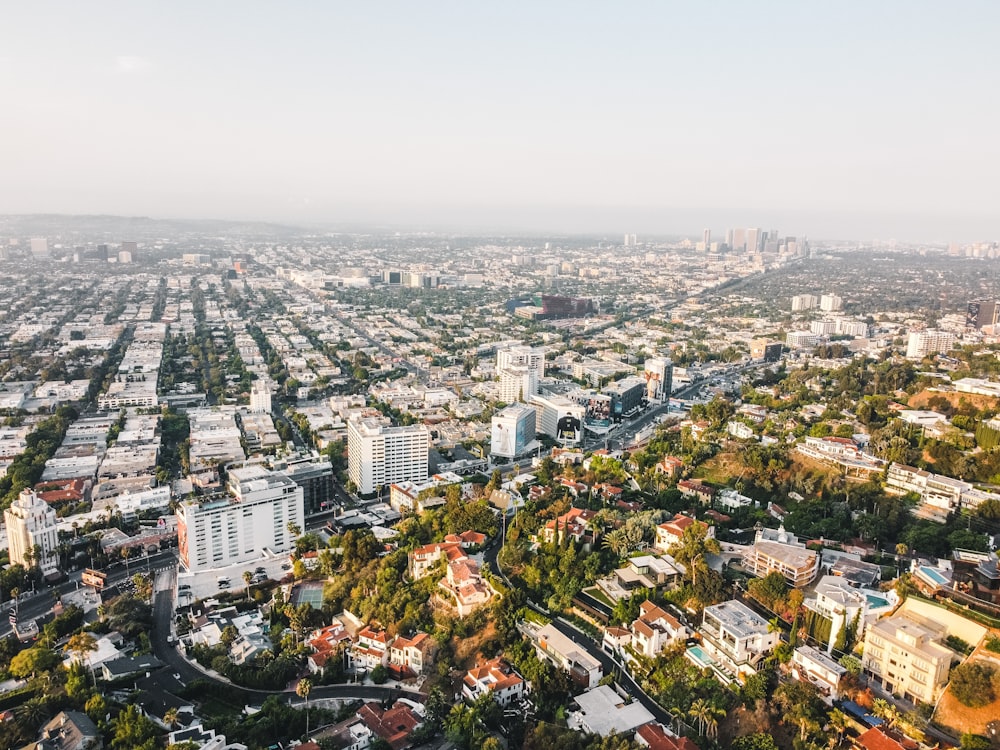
2, 2, 998, 241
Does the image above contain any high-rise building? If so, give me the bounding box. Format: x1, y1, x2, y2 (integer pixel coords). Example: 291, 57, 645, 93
791, 294, 818, 312
120, 241, 137, 259
249, 382, 272, 414
273, 453, 336, 517
498, 365, 537, 403
30, 238, 49, 259
4, 488, 60, 576
906, 330, 955, 359
745, 228, 761, 254
176, 466, 304, 572
731, 228, 746, 253
96, 244, 109, 261
702, 229, 711, 249
528, 393, 585, 445
348, 418, 429, 495
490, 404, 536, 460
496, 344, 546, 381
643, 357, 673, 401
820, 294, 843, 312
967, 300, 1000, 330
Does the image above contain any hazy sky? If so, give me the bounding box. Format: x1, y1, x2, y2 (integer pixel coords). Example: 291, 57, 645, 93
2, 2, 998, 240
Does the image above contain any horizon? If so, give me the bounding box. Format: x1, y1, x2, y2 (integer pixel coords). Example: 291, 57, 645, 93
2, 2, 999, 242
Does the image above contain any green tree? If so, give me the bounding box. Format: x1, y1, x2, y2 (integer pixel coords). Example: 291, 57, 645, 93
296, 677, 313, 737
111, 704, 158, 750
9, 646, 59, 678
949, 661, 996, 708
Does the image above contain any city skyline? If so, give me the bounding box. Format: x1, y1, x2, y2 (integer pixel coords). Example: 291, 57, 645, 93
3, 2, 999, 241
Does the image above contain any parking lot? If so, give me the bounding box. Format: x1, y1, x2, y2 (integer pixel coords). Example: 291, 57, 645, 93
176, 555, 293, 604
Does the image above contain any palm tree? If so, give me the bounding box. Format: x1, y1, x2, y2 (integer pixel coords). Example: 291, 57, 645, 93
705, 705, 724, 740
65, 632, 98, 686
827, 708, 848, 748
296, 677, 313, 737
243, 570, 254, 600
163, 707, 179, 730
689, 698, 712, 736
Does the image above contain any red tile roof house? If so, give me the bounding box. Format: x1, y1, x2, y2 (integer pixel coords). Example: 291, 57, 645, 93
388, 632, 436, 679
462, 657, 529, 706
352, 624, 392, 670
542, 507, 598, 545
357, 700, 422, 750
635, 721, 699, 750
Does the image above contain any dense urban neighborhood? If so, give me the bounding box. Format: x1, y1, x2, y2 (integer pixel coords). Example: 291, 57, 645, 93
1, 216, 1000, 750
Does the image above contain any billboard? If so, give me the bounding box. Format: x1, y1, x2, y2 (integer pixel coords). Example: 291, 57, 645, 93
556, 415, 582, 444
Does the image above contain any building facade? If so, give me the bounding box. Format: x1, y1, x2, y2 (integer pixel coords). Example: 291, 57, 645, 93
490, 404, 536, 460
347, 418, 429, 495
176, 466, 304, 572
4, 488, 59, 576
862, 612, 951, 704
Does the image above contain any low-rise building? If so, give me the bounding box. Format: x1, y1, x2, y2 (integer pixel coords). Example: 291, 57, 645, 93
862, 612, 952, 704
743, 526, 820, 587
525, 621, 603, 688
791, 645, 847, 702
630, 601, 686, 659
388, 632, 436, 678
700, 600, 779, 676
462, 658, 528, 706
353, 625, 392, 670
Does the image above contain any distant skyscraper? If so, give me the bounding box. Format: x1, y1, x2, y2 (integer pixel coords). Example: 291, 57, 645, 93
731, 228, 746, 253
820, 294, 843, 312
623, 233, 637, 247
746, 228, 761, 254
703, 229, 711, 249
30, 237, 49, 258
97, 244, 109, 261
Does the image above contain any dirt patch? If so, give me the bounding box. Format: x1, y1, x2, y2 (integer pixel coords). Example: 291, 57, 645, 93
908, 388, 999, 412
933, 649, 1000, 736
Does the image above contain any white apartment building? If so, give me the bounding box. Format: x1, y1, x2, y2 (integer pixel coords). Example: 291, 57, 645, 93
495, 344, 546, 381
498, 365, 537, 403
786, 331, 818, 348
4, 489, 60, 576
176, 466, 304, 572
820, 294, 843, 312
810, 320, 837, 336
906, 330, 955, 359
347, 418, 429, 495
791, 294, 818, 311
528, 392, 585, 445
643, 357, 673, 401
743, 526, 820, 587
836, 319, 870, 337
862, 612, 952, 704
249, 382, 272, 414
490, 404, 536, 460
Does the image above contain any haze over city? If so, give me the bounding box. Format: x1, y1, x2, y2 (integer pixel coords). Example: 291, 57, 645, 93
3, 1, 999, 240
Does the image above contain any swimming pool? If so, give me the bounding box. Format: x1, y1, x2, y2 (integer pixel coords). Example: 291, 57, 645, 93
919, 566, 949, 586
866, 594, 889, 609
687, 645, 715, 668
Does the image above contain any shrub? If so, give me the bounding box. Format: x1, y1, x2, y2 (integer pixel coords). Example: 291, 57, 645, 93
949, 661, 996, 708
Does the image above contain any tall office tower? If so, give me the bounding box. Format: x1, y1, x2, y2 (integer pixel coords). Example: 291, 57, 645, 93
176, 466, 304, 572
731, 228, 746, 253
274, 454, 336, 517
4, 489, 59, 576
490, 404, 537, 460
643, 357, 674, 401
30, 238, 50, 258
703, 229, 711, 249
120, 241, 137, 259
249, 382, 272, 413
745, 228, 761, 254
496, 344, 546, 381
498, 365, 537, 403
624, 234, 631, 247
348, 418, 429, 495
819, 294, 843, 312
905, 330, 956, 359
967, 300, 1000, 329
790, 294, 818, 311
97, 244, 109, 261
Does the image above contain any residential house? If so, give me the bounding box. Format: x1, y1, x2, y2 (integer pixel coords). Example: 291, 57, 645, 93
443, 530, 486, 549
439, 558, 494, 617
656, 456, 684, 479
356, 701, 422, 750
791, 645, 847, 702
541, 507, 598, 545
567, 684, 655, 737
700, 600, 779, 676
409, 541, 465, 580
526, 622, 603, 688
630, 601, 686, 659
27, 711, 102, 750
307, 619, 352, 674
716, 488, 753, 510
388, 632, 436, 678
462, 658, 528, 706
635, 722, 700, 750
655, 513, 706, 553
597, 555, 680, 602
353, 625, 392, 670
677, 480, 714, 504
